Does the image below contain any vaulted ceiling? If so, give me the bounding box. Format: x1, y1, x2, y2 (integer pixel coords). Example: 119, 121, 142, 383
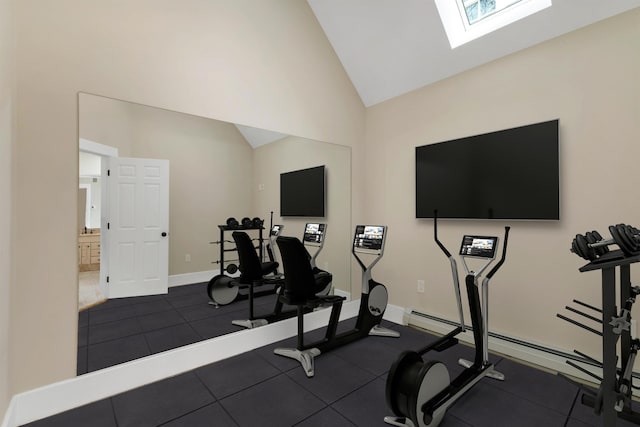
308, 0, 640, 106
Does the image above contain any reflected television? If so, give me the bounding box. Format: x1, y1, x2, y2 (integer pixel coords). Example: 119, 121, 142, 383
280, 165, 325, 217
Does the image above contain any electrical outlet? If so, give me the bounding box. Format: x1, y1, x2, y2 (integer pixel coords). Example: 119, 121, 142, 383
185, 253, 191, 262
258, 183, 265, 191
417, 280, 425, 293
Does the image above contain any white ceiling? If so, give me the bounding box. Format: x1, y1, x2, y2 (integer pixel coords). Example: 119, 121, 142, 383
308, 0, 640, 106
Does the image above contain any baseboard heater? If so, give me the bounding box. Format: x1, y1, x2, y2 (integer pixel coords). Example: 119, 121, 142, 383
406, 310, 640, 396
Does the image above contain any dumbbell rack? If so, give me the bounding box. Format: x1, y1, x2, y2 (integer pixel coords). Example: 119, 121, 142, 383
562, 251, 640, 426
211, 224, 264, 275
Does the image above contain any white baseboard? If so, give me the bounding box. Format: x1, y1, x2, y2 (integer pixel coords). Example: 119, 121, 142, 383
0, 397, 15, 427
168, 270, 218, 288
383, 304, 406, 325
405, 311, 607, 392
333, 287, 351, 300
4, 299, 361, 427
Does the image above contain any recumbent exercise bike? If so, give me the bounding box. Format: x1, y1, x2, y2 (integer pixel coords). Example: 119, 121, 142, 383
273, 224, 400, 377
231, 223, 333, 329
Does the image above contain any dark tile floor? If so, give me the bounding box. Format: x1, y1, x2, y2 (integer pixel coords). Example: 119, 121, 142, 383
27, 312, 639, 427
77, 282, 282, 374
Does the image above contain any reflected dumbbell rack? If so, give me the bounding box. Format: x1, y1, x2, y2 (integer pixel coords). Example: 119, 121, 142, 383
207, 217, 273, 306
210, 217, 266, 275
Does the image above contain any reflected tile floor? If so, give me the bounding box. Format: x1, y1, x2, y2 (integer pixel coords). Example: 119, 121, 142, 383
78, 282, 281, 374
28, 317, 638, 427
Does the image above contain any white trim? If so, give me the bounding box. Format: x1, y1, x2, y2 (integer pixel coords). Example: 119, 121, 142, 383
383, 304, 406, 325
78, 139, 117, 298
0, 396, 16, 427
333, 287, 351, 301
435, 0, 552, 48
168, 270, 218, 288
405, 312, 608, 393
79, 138, 118, 157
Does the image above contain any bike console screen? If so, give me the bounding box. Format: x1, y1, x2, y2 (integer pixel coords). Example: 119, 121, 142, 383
459, 235, 498, 259
303, 223, 325, 244
353, 225, 385, 252
270, 225, 282, 237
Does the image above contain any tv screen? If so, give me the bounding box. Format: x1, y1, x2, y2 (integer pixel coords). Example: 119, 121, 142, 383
416, 119, 559, 220
280, 165, 325, 217
353, 225, 386, 253
303, 223, 326, 244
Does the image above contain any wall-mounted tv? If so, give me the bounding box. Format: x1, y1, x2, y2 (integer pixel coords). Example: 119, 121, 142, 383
280, 165, 325, 217
416, 119, 559, 220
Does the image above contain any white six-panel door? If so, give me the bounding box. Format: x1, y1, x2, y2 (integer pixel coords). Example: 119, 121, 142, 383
105, 157, 169, 298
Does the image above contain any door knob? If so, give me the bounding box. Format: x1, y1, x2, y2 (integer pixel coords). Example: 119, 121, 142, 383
161, 232, 167, 237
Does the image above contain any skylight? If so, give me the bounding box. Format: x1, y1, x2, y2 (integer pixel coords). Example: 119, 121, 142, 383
435, 0, 552, 49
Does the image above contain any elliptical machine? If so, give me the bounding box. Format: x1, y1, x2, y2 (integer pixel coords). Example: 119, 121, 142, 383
384, 213, 510, 427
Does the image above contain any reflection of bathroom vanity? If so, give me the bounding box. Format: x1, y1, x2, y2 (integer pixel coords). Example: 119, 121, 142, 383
78, 231, 100, 271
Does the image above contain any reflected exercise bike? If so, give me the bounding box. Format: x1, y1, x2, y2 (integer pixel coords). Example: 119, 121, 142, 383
231, 223, 333, 329
274, 224, 400, 377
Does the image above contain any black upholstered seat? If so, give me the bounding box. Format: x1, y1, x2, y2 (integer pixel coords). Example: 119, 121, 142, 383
276, 236, 336, 305
232, 231, 279, 284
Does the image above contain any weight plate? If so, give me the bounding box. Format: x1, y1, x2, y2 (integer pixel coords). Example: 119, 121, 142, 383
207, 275, 239, 305
617, 224, 640, 254
610, 225, 633, 256
574, 234, 597, 261
572, 236, 583, 254
226, 263, 238, 274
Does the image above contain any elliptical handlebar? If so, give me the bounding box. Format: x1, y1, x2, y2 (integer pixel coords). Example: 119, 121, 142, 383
486, 226, 510, 279
434, 210, 452, 258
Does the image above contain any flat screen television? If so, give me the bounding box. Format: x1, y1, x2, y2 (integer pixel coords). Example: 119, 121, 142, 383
280, 165, 325, 217
416, 119, 559, 220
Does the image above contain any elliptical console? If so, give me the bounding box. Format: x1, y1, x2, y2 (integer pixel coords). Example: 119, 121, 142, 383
384, 213, 510, 427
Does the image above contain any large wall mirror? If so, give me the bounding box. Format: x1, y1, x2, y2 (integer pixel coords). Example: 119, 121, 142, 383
77, 92, 352, 375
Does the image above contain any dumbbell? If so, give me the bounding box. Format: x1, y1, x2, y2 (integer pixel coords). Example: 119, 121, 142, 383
241, 217, 253, 228
226, 217, 239, 229
252, 217, 264, 228
571, 224, 640, 261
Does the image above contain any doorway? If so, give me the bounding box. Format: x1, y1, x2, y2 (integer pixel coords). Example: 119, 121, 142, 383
78, 139, 117, 310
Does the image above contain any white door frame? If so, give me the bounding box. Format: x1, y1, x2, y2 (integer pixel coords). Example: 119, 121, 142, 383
79, 138, 118, 298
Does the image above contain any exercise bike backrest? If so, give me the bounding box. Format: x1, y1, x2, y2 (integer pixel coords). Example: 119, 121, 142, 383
231, 231, 279, 284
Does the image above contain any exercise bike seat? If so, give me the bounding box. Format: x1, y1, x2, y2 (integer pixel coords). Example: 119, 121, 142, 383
276, 236, 339, 306
232, 231, 279, 284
